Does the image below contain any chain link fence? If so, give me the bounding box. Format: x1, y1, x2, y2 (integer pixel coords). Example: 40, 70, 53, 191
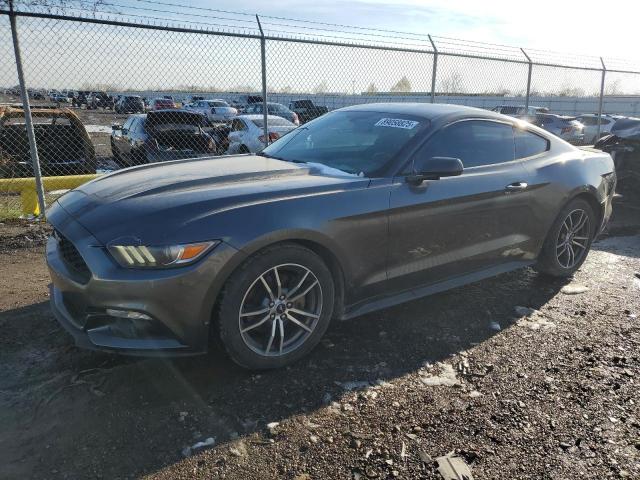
1, 3, 640, 219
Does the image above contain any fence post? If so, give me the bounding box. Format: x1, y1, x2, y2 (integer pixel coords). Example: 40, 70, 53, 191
428, 35, 437, 104
8, 0, 46, 216
256, 15, 269, 147
521, 48, 532, 110
596, 57, 606, 141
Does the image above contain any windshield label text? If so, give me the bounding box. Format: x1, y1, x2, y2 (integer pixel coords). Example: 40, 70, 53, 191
374, 118, 419, 129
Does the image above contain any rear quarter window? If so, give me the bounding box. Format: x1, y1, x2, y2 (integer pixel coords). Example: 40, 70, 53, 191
514, 129, 549, 159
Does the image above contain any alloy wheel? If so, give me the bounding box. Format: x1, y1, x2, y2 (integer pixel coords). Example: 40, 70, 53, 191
238, 263, 323, 357
556, 208, 591, 269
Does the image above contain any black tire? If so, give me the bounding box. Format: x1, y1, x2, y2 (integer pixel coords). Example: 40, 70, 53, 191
535, 198, 597, 277
239, 145, 250, 154
216, 244, 335, 369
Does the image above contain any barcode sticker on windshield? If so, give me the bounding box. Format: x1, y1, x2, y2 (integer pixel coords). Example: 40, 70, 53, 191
375, 118, 419, 129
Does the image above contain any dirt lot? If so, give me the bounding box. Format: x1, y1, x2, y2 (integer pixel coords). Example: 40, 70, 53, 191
1, 198, 640, 480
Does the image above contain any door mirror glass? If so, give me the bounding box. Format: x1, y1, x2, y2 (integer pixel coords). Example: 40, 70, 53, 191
407, 156, 463, 184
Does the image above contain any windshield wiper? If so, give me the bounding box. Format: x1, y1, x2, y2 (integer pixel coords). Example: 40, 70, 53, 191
257, 152, 307, 164
257, 152, 284, 160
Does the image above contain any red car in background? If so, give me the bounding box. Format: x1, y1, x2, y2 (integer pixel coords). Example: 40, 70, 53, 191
149, 98, 176, 110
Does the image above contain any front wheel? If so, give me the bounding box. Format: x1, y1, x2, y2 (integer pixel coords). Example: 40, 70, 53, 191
216, 244, 335, 369
535, 198, 597, 277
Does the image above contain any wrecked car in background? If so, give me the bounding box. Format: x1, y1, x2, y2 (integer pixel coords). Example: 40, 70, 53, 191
532, 113, 585, 145
110, 110, 218, 166
595, 117, 640, 193
0, 105, 96, 177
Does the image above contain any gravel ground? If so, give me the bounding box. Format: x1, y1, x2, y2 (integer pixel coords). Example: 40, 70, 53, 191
0, 200, 639, 480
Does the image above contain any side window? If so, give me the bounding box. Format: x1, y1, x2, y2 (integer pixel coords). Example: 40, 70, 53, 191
123, 117, 134, 132
231, 119, 245, 131
416, 120, 515, 169
514, 129, 549, 159
133, 118, 144, 134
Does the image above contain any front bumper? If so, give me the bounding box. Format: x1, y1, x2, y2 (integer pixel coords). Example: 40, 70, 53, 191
46, 206, 241, 356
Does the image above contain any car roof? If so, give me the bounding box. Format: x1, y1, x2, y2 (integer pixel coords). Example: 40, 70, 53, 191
339, 102, 507, 122
580, 113, 615, 117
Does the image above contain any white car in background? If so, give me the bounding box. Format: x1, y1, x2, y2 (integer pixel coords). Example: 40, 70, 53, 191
573, 114, 617, 144
184, 99, 237, 122
227, 115, 297, 153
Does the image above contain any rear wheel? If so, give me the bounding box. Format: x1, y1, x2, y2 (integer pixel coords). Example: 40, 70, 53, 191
535, 198, 597, 277
239, 145, 250, 154
216, 244, 334, 369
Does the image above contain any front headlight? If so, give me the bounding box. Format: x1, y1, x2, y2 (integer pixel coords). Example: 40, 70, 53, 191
107, 241, 219, 268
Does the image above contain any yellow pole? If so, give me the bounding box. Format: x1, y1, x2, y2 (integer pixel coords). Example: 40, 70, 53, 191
20, 187, 39, 216
0, 174, 98, 216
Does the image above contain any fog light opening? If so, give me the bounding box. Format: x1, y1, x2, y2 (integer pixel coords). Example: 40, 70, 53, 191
105, 308, 153, 321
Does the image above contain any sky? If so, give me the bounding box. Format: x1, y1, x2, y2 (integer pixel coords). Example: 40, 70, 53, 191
2, 0, 639, 95
187, 0, 639, 62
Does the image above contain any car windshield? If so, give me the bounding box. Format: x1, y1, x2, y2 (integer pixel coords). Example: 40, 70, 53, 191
208, 101, 228, 107
262, 111, 427, 175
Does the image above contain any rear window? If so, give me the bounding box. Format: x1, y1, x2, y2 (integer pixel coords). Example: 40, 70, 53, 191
268, 105, 287, 113
612, 118, 640, 132
252, 118, 293, 127
147, 111, 204, 128
514, 129, 549, 159
499, 106, 519, 115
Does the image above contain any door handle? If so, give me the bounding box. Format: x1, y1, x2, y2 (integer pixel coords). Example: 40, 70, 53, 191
505, 182, 528, 191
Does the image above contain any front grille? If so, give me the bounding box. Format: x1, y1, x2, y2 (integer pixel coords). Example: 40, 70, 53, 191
55, 230, 91, 283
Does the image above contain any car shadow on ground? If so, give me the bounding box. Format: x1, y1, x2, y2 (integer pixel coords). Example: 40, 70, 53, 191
0, 265, 570, 478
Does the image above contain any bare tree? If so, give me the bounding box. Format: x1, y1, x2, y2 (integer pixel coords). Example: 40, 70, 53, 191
439, 71, 464, 94
364, 83, 378, 94
390, 76, 411, 93
605, 79, 622, 95
557, 85, 585, 97
313, 81, 328, 94
1, 0, 111, 14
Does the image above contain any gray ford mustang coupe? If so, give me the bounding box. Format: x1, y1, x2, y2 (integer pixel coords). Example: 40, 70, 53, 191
46, 103, 615, 369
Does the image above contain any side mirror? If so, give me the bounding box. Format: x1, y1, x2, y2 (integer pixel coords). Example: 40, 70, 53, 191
406, 157, 463, 185
111, 124, 122, 131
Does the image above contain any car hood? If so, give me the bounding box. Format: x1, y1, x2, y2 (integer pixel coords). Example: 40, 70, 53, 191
52, 155, 369, 245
